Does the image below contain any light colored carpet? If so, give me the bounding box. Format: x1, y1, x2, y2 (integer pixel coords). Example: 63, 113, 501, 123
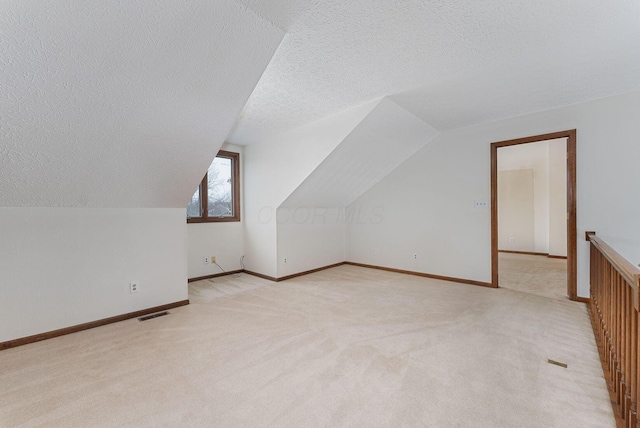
499, 252, 568, 300
0, 265, 613, 427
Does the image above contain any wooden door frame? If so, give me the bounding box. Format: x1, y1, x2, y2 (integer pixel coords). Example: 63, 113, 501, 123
490, 129, 577, 300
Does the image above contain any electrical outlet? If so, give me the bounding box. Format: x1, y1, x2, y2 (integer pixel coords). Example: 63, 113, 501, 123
413, 253, 418, 260
211, 256, 216, 263
474, 200, 488, 209
130, 281, 139, 293
509, 237, 515, 243
283, 258, 287, 264
203, 256, 210, 265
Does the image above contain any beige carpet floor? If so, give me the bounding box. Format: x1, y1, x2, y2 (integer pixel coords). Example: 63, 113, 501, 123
0, 265, 613, 427
499, 252, 568, 300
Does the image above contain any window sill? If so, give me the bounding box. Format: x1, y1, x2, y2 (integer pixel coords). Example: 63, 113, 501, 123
187, 217, 240, 224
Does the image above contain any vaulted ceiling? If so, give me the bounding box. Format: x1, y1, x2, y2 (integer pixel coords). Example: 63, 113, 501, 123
0, 0, 283, 207
229, 0, 640, 145
3, 1, 640, 208
282, 98, 439, 208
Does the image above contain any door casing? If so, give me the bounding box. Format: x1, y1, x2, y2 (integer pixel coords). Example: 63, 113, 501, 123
490, 130, 577, 300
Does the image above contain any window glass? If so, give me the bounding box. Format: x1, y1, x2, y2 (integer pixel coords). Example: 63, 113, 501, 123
207, 157, 232, 217
186, 186, 201, 218
186, 150, 240, 223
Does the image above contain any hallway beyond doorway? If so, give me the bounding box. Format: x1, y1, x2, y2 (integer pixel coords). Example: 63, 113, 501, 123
499, 252, 567, 300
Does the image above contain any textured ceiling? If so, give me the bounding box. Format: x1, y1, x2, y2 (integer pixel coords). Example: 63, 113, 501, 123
282, 98, 439, 208
0, 0, 283, 207
229, 0, 640, 144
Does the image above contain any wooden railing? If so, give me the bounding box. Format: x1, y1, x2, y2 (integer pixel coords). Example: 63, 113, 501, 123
587, 231, 640, 428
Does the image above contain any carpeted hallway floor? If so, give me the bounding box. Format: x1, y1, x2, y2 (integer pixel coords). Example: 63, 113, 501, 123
0, 265, 613, 427
498, 252, 568, 300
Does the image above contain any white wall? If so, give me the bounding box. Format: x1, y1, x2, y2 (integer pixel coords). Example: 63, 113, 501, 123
0, 208, 187, 343
346, 129, 492, 282
186, 143, 245, 279
347, 90, 640, 297
187, 222, 244, 278
244, 98, 440, 278
243, 141, 278, 278
533, 156, 551, 254
549, 139, 568, 257
498, 141, 551, 253
243, 100, 379, 277
276, 207, 345, 277
498, 169, 536, 252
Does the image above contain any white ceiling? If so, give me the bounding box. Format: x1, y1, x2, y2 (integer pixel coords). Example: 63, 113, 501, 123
0, 0, 283, 207
229, 0, 640, 145
4, 1, 639, 208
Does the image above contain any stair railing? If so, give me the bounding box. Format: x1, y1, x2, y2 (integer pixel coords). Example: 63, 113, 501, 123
587, 231, 640, 428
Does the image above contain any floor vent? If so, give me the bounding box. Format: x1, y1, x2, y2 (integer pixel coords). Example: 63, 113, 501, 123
547, 359, 568, 368
138, 311, 169, 322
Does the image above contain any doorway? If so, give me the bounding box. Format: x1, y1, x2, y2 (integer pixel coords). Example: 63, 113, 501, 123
490, 130, 577, 300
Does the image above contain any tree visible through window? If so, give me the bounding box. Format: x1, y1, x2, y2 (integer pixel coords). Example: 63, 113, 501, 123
187, 150, 240, 222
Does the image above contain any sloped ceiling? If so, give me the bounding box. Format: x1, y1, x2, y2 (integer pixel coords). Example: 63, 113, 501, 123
282, 98, 439, 208
269, 98, 381, 207
0, 0, 283, 207
229, 0, 640, 144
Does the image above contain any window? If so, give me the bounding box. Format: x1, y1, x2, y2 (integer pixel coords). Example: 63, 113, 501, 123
187, 150, 240, 222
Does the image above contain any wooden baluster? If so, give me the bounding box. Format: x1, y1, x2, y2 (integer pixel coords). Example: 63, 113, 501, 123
623, 276, 628, 415
607, 264, 620, 398
618, 275, 629, 419
615, 265, 621, 404
636, 284, 640, 428
609, 265, 613, 375
599, 252, 606, 367
602, 252, 608, 368
630, 304, 637, 427
603, 255, 613, 398
618, 268, 623, 407
594, 249, 601, 361
617, 270, 622, 409
620, 273, 625, 410
604, 289, 609, 381
623, 280, 629, 420
592, 245, 600, 356
605, 259, 611, 383
625, 283, 632, 422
